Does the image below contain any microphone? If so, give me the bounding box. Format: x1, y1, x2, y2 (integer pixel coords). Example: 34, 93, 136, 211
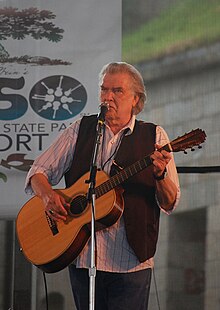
98, 102, 109, 122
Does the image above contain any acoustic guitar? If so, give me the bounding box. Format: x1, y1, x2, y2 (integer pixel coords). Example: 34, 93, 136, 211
16, 128, 206, 273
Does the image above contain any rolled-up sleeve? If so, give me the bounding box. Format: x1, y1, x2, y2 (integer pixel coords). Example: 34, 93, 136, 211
25, 120, 81, 195
155, 126, 181, 214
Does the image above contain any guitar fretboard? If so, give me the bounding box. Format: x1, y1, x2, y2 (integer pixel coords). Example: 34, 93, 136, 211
95, 156, 153, 198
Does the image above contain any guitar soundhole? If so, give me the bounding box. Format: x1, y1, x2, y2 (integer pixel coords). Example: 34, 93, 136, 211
69, 195, 88, 216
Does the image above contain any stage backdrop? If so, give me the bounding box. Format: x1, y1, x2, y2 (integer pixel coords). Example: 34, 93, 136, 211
0, 0, 121, 217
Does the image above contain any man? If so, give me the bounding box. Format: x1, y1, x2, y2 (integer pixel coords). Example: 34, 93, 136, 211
25, 62, 180, 309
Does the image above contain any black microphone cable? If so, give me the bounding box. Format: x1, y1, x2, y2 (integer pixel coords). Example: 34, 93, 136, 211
42, 271, 49, 310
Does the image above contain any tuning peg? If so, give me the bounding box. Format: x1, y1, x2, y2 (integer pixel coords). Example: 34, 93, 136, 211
198, 145, 202, 149
184, 150, 187, 154
191, 148, 195, 151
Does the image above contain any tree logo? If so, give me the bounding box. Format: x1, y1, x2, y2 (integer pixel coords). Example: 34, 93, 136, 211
29, 75, 87, 120
0, 7, 70, 65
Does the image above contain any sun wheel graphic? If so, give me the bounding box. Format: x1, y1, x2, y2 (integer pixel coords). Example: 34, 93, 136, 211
29, 75, 87, 120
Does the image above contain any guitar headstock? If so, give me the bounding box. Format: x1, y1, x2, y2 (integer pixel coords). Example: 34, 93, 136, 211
170, 129, 206, 153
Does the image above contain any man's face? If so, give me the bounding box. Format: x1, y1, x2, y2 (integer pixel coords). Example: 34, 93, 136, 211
99, 72, 139, 123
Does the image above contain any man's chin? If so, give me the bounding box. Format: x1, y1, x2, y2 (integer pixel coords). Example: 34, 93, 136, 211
106, 111, 115, 120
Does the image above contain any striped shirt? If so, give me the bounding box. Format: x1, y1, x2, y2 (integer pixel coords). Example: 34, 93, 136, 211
25, 115, 180, 273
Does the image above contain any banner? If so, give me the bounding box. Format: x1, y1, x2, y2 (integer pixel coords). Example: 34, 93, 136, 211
0, 0, 121, 217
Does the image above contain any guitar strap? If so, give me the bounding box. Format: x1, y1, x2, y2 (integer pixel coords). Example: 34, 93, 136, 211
102, 128, 129, 172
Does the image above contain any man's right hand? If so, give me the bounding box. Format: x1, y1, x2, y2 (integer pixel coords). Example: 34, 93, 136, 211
30, 173, 70, 222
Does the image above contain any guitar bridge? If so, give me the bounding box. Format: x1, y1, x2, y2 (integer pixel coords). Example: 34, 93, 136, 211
45, 212, 59, 235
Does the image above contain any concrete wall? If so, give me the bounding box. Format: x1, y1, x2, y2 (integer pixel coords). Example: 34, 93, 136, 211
138, 42, 220, 310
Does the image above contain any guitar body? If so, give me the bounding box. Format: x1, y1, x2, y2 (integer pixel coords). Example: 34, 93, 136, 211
16, 171, 124, 273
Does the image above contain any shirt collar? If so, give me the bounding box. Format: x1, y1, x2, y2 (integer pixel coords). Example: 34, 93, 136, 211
123, 115, 136, 135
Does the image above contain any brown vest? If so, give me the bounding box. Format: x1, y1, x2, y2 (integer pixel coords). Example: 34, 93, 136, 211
65, 115, 160, 262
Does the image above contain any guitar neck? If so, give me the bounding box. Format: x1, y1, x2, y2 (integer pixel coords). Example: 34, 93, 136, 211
95, 143, 172, 198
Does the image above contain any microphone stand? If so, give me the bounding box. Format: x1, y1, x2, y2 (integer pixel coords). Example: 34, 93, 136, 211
86, 103, 108, 310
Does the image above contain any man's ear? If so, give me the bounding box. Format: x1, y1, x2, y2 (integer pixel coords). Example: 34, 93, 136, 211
133, 94, 140, 107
